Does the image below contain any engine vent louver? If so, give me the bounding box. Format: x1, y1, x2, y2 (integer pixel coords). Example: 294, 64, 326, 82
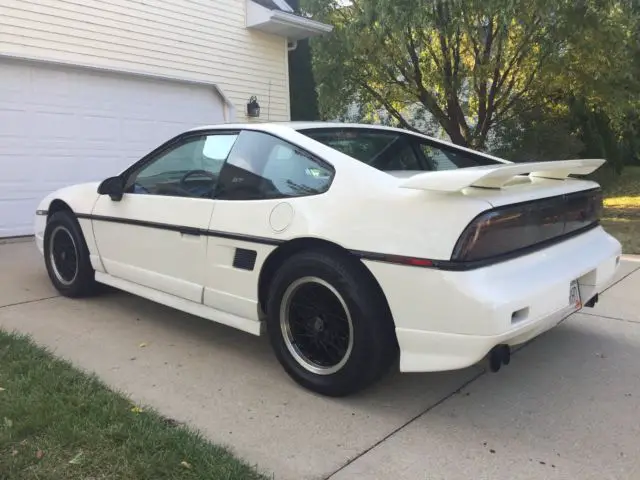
233, 248, 258, 271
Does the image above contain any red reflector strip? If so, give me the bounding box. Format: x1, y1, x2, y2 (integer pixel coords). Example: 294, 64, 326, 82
386, 255, 433, 267
349, 249, 439, 269
405, 257, 433, 267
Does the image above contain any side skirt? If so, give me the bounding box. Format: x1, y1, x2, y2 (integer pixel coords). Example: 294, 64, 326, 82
94, 272, 262, 336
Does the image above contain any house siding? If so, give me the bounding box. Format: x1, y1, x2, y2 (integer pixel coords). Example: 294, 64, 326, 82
0, 0, 291, 121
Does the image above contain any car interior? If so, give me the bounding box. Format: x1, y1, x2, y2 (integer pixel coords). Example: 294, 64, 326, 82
300, 128, 500, 172
128, 131, 333, 201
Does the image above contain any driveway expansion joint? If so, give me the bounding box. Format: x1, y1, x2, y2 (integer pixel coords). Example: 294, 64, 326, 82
602, 265, 640, 295
321, 338, 541, 479
323, 370, 486, 480
580, 311, 640, 325
0, 295, 60, 310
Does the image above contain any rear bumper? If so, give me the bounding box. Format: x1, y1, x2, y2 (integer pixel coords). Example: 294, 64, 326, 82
363, 226, 622, 372
395, 304, 580, 372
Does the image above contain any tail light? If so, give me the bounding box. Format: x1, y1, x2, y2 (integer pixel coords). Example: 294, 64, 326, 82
451, 189, 602, 263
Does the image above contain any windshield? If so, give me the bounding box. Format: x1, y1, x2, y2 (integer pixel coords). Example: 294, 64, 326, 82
299, 128, 501, 172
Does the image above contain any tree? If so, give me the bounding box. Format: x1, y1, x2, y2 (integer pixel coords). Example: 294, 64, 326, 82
287, 0, 320, 120
491, 97, 626, 172
302, 0, 639, 149
491, 1, 640, 168
490, 104, 584, 162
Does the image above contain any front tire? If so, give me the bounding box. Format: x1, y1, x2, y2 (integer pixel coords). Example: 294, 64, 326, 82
44, 211, 99, 298
266, 250, 398, 397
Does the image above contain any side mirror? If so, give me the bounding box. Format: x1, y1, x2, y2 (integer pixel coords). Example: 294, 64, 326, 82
97, 176, 125, 201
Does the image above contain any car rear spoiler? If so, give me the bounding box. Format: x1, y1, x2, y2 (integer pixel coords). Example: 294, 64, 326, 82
399, 159, 606, 192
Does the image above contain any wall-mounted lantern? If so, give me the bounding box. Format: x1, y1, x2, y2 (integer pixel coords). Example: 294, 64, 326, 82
247, 96, 261, 118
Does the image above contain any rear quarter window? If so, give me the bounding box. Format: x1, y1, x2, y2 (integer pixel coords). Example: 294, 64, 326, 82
216, 130, 334, 200
300, 127, 501, 172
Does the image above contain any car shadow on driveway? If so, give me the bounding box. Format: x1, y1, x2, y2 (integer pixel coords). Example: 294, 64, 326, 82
84, 286, 486, 408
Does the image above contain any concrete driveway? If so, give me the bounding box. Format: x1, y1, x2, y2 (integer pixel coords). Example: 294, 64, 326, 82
1, 239, 639, 480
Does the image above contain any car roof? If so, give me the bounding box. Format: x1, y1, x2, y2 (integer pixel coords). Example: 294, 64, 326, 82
187, 121, 408, 132
186, 122, 509, 164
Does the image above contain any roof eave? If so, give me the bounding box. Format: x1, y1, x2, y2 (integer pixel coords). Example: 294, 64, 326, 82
246, 1, 333, 41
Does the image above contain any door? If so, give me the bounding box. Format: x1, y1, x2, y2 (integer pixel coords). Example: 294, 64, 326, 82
92, 132, 239, 302
0, 58, 226, 237
202, 130, 336, 321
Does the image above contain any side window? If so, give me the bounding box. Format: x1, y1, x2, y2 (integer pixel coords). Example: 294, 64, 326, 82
126, 133, 238, 198
201, 134, 238, 173
419, 142, 488, 171
216, 131, 334, 200
303, 129, 423, 171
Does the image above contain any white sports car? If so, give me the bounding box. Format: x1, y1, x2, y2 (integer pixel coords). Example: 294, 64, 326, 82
34, 122, 621, 396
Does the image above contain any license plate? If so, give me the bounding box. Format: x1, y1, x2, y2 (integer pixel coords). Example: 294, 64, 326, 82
569, 279, 582, 309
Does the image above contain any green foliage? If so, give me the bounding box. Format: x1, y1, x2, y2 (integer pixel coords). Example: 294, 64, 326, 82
288, 0, 320, 120
491, 96, 637, 173
289, 39, 321, 121
490, 104, 584, 162
569, 97, 624, 173
303, 0, 640, 151
619, 111, 640, 167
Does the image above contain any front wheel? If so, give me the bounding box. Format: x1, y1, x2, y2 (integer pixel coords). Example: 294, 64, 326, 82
266, 250, 398, 396
44, 211, 99, 297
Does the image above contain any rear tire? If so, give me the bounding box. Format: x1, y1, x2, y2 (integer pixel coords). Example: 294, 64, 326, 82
44, 211, 99, 298
266, 250, 398, 397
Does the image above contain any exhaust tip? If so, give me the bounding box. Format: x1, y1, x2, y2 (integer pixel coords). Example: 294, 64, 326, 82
488, 344, 511, 372
502, 345, 511, 365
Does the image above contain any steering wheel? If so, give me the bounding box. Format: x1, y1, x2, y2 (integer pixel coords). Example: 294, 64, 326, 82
180, 169, 217, 185
178, 169, 217, 195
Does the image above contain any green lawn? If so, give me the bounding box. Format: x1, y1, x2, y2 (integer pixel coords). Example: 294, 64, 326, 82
0, 330, 268, 480
601, 166, 640, 254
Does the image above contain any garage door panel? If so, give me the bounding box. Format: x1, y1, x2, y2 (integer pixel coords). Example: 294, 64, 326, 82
0, 110, 30, 136
1, 64, 28, 95
121, 119, 191, 139
76, 116, 122, 140
0, 157, 35, 183
0, 58, 225, 237
0, 189, 45, 238
2, 137, 116, 156
29, 67, 72, 94
31, 111, 78, 138
31, 111, 121, 141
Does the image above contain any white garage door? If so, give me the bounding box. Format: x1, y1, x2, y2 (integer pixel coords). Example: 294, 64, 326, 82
0, 59, 227, 237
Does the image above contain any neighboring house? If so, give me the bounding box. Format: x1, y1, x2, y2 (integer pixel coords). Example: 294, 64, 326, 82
0, 0, 332, 237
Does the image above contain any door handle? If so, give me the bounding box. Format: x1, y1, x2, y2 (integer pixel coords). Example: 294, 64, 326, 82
178, 227, 201, 237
